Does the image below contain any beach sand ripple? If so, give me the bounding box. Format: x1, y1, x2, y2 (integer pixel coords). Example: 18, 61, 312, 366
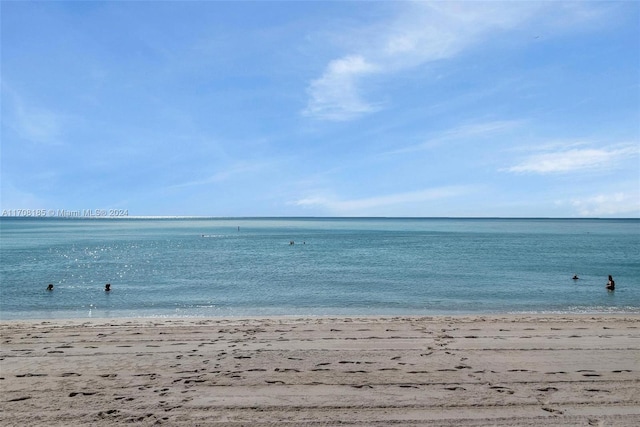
1, 315, 639, 426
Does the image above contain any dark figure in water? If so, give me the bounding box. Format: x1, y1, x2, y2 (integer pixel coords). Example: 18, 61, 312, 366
46, 284, 54, 291
606, 275, 615, 291
572, 274, 579, 280
105, 283, 111, 292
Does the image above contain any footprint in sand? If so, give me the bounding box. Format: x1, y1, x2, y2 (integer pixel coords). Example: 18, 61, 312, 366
7, 396, 32, 402
542, 406, 564, 415
69, 391, 96, 397
490, 386, 514, 394
274, 368, 300, 373
184, 379, 206, 384
577, 370, 600, 377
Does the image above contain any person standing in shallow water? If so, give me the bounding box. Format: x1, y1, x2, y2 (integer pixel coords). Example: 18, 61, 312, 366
606, 275, 615, 291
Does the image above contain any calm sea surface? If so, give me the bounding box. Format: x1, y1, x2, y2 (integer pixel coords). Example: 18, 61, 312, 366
1, 217, 638, 320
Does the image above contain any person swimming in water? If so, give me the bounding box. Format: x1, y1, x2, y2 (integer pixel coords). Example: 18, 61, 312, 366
606, 275, 615, 291
46, 284, 54, 291
105, 283, 111, 292
572, 274, 579, 280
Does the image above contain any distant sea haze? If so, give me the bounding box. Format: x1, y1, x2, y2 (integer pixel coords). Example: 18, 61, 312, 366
1, 217, 638, 320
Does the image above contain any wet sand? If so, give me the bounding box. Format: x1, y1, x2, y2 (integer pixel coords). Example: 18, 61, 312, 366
1, 315, 639, 426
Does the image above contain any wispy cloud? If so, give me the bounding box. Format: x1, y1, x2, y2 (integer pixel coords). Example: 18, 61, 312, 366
167, 160, 273, 190
567, 192, 640, 217
5, 91, 69, 145
302, 55, 381, 121
386, 119, 523, 155
293, 186, 471, 214
303, 2, 556, 121
0, 182, 49, 210
506, 144, 638, 174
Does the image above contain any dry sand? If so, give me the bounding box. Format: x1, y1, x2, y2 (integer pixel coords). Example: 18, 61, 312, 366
1, 315, 639, 426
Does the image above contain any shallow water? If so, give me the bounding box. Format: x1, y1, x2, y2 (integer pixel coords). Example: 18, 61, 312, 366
1, 217, 638, 319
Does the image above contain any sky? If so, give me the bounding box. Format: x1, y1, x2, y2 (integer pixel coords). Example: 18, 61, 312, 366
1, 1, 639, 218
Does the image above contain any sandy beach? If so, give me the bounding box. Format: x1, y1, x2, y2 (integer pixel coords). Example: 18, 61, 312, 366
1, 315, 639, 426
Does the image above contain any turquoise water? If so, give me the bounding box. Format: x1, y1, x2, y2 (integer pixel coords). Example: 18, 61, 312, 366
1, 217, 638, 320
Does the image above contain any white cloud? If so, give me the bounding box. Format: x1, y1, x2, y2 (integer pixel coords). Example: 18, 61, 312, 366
14, 102, 68, 145
294, 186, 471, 214
302, 2, 552, 121
446, 120, 522, 139
167, 160, 269, 189
302, 55, 381, 121
1, 83, 71, 145
506, 145, 638, 174
0, 182, 49, 210
303, 1, 612, 121
568, 192, 640, 217
386, 119, 524, 155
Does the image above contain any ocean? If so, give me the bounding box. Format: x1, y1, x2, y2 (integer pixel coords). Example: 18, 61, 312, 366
0, 217, 638, 320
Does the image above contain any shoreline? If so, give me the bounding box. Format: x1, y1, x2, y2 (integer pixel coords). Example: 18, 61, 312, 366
2, 311, 639, 324
2, 312, 639, 327
2, 314, 639, 426
3, 308, 639, 323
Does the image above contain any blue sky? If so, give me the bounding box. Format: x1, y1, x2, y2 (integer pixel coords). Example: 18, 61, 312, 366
2, 1, 639, 217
